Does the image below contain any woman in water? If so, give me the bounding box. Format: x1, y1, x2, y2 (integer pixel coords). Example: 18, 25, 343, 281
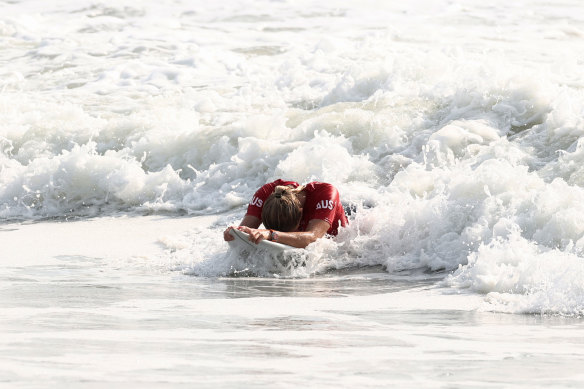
223, 179, 348, 248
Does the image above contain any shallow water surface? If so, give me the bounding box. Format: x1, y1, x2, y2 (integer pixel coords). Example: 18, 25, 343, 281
2, 247, 584, 388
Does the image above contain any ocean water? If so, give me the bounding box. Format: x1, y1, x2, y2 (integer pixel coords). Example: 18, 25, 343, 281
2, 0, 584, 387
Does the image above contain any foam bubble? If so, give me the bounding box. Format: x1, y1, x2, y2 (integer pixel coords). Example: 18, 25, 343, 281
446, 231, 584, 316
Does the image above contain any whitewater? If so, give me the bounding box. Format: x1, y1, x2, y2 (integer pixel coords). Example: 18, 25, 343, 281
2, 0, 584, 387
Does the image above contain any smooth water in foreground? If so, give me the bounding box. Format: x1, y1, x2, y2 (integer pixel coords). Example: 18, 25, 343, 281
2, 0, 584, 386
2, 217, 584, 387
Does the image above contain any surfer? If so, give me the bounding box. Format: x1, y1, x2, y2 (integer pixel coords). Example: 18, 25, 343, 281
223, 179, 348, 248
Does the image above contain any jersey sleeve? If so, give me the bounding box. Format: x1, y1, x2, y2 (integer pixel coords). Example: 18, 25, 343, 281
245, 179, 298, 219
306, 184, 341, 227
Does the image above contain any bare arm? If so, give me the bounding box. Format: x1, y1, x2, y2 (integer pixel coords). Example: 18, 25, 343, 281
237, 219, 330, 248
223, 215, 261, 241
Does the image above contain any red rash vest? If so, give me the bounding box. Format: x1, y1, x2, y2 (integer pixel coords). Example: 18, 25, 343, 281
245, 179, 348, 236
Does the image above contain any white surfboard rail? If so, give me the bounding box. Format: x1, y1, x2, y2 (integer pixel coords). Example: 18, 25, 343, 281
229, 228, 294, 252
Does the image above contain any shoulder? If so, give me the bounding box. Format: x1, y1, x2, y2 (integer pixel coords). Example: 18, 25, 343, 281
257, 179, 299, 193
305, 182, 339, 198
274, 179, 299, 188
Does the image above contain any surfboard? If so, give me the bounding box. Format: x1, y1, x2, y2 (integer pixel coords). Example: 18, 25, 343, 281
229, 228, 294, 252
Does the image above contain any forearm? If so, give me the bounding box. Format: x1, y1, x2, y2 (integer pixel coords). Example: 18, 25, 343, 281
271, 230, 321, 249
236, 220, 330, 248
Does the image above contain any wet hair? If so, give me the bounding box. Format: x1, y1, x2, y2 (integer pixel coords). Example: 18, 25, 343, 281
261, 185, 304, 232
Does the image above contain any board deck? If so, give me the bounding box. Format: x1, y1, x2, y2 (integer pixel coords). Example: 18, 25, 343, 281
229, 228, 294, 252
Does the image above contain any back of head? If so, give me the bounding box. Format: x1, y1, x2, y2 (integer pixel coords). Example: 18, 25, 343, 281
261, 185, 303, 232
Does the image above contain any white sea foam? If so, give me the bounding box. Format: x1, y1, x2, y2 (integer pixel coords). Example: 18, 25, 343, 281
2, 0, 584, 315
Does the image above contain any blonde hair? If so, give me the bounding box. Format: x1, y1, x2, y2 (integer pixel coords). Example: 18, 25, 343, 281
261, 185, 305, 232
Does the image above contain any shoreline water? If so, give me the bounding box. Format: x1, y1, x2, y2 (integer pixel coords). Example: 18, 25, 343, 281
1, 223, 583, 387
2, 215, 584, 387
